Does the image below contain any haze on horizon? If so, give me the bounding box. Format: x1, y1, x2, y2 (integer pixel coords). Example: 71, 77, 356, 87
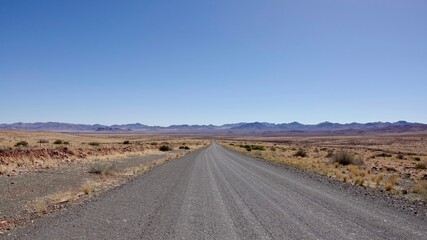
1, 1, 426, 126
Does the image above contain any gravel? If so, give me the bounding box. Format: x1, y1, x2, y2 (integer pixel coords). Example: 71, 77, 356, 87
4, 142, 426, 239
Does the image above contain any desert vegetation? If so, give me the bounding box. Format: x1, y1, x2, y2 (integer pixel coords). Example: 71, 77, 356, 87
220, 134, 427, 201
0, 130, 209, 232
0, 130, 208, 175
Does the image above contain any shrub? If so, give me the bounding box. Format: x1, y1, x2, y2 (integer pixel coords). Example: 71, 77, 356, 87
159, 145, 171, 151
37, 139, 49, 144
123, 140, 130, 145
415, 157, 421, 161
179, 146, 190, 150
397, 154, 404, 160
150, 142, 158, 145
88, 142, 100, 146
251, 145, 265, 151
415, 162, 427, 170
88, 163, 115, 175
53, 140, 63, 145
240, 145, 264, 151
377, 153, 392, 158
15, 141, 28, 147
293, 148, 307, 158
330, 151, 363, 166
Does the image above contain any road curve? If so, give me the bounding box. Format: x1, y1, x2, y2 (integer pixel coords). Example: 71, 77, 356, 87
5, 142, 426, 240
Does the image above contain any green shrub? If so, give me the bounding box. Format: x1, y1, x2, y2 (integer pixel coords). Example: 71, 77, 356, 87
179, 146, 190, 150
15, 141, 28, 147
293, 148, 307, 157
150, 142, 158, 145
53, 139, 63, 144
159, 145, 171, 151
331, 151, 363, 166
415, 157, 421, 161
251, 145, 265, 151
123, 140, 130, 145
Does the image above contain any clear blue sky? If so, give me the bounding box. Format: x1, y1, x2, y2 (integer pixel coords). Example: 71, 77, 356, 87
1, 0, 426, 126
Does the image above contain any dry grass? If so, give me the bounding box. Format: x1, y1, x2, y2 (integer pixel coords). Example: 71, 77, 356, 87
220, 134, 427, 200
88, 163, 116, 176
80, 180, 97, 194
31, 199, 48, 215
0, 130, 209, 174
0, 164, 14, 175
49, 191, 76, 204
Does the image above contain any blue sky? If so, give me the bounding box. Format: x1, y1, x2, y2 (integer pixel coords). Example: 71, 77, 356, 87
1, 0, 426, 126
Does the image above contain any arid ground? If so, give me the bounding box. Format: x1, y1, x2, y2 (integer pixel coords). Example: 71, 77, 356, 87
218, 134, 427, 201
0, 130, 208, 232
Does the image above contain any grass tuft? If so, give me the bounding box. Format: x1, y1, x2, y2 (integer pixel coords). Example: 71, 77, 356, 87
81, 180, 97, 194
32, 199, 48, 215
88, 163, 116, 175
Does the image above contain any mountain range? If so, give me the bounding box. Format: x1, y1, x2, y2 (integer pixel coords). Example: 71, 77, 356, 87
1, 121, 426, 135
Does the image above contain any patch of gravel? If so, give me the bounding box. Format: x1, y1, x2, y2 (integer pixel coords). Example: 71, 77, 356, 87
0, 152, 171, 229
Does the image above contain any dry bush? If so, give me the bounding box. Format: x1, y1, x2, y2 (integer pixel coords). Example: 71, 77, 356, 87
159, 145, 171, 151
15, 141, 28, 147
415, 162, 426, 170
330, 151, 363, 166
293, 148, 307, 157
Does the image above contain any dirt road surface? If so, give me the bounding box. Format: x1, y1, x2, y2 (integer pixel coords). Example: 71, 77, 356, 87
5, 142, 426, 239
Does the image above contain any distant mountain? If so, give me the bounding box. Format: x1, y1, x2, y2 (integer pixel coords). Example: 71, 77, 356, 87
0, 121, 426, 135
95, 127, 129, 132
231, 122, 270, 130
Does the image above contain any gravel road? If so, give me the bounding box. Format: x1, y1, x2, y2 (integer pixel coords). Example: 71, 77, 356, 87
5, 142, 426, 239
